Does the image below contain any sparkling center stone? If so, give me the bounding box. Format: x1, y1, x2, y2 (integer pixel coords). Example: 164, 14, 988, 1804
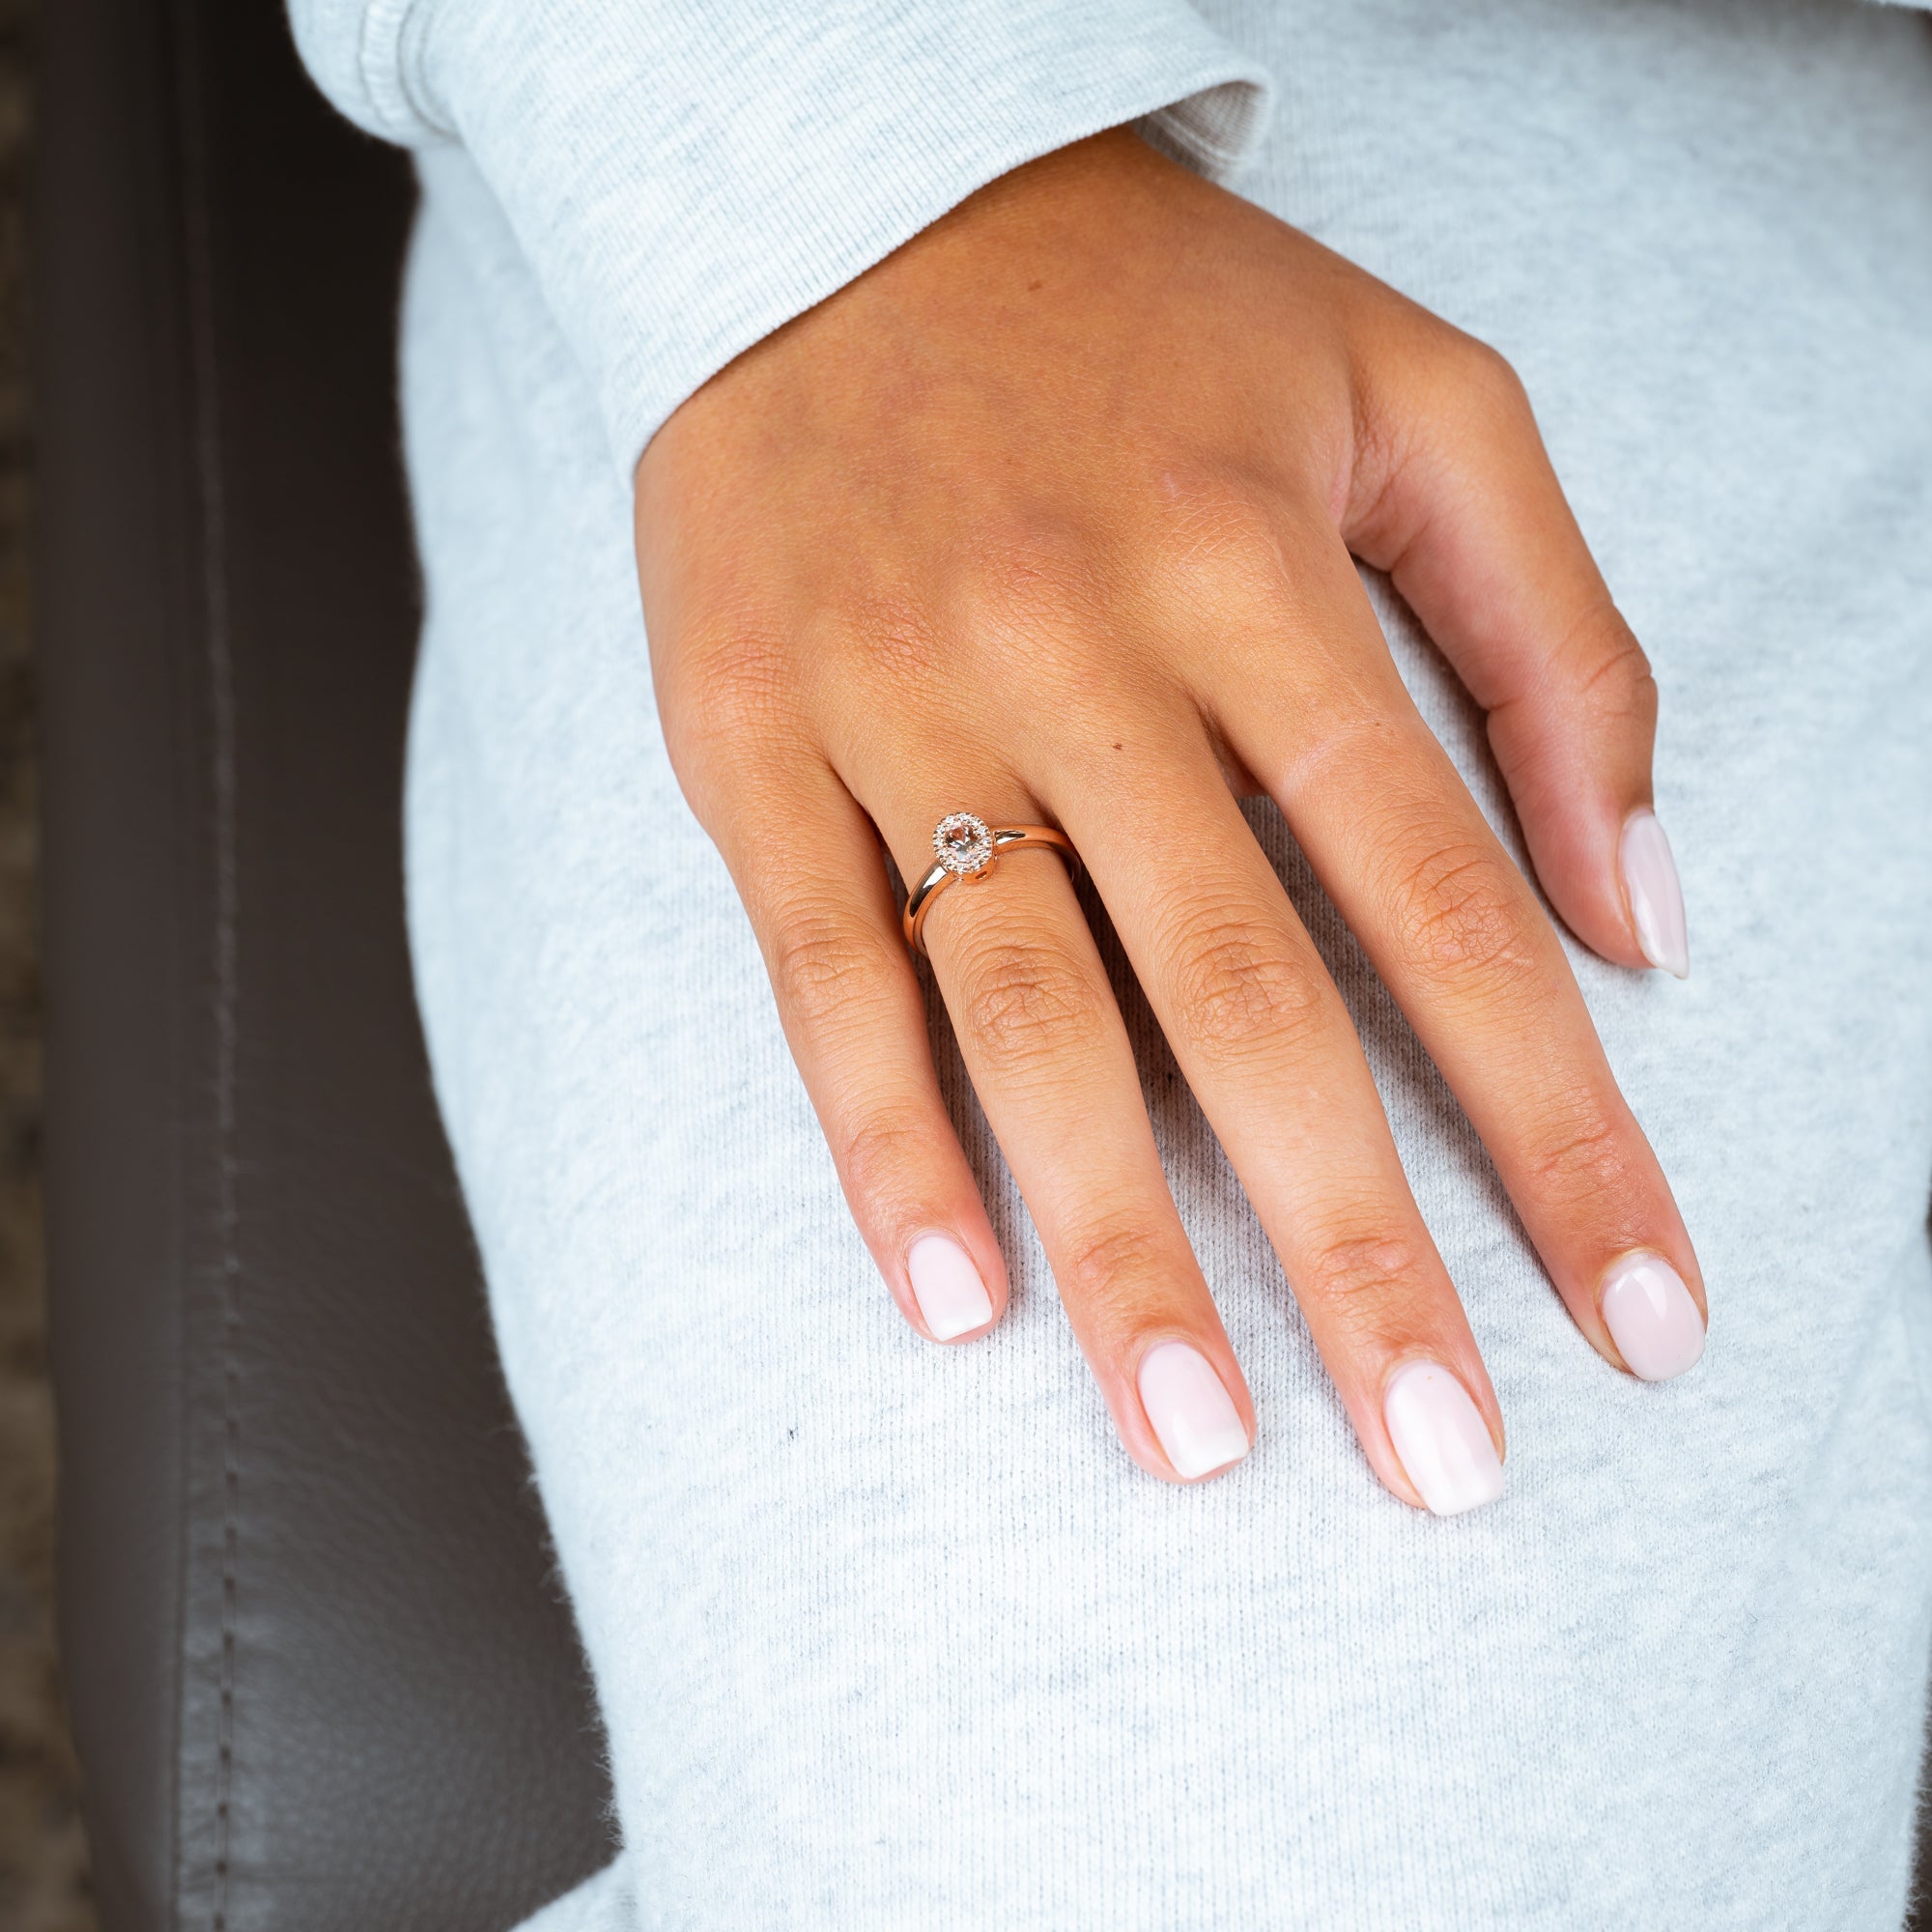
934, 810, 994, 875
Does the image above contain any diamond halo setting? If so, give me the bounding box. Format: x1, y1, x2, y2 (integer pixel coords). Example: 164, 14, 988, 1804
933, 810, 995, 877
902, 816, 1075, 954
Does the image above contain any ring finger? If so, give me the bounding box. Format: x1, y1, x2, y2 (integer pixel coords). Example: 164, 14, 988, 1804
873, 774, 1257, 1484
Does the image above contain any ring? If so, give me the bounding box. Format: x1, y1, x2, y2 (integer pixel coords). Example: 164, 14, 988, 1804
901, 811, 1076, 955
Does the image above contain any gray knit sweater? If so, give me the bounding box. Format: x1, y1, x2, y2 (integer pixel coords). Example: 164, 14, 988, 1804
291, 3, 1932, 1927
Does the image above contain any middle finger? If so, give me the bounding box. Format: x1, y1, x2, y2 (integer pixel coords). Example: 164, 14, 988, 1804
1041, 701, 1510, 1513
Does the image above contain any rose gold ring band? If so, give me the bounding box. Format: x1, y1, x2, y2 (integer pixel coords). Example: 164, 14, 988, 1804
902, 812, 1077, 957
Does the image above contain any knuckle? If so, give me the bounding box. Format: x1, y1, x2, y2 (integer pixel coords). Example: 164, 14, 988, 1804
951, 933, 1100, 1076
767, 907, 895, 1037
1299, 1231, 1430, 1341
1441, 330, 1534, 427
1562, 603, 1660, 726
664, 623, 799, 785
1164, 907, 1328, 1065
836, 1109, 930, 1208
1058, 1215, 1175, 1321
1391, 840, 1538, 984
1146, 474, 1298, 611
1521, 1104, 1640, 1209
1279, 703, 1408, 806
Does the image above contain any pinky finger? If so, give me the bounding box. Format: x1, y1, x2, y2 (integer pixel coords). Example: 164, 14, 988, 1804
724, 763, 1008, 1344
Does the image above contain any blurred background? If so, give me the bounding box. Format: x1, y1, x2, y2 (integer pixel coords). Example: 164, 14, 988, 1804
0, 3, 95, 1927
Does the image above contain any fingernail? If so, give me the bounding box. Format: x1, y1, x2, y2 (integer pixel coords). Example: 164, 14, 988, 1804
1137, 1340, 1250, 1479
906, 1234, 994, 1341
1600, 1251, 1706, 1380
1382, 1360, 1506, 1516
1619, 809, 1690, 979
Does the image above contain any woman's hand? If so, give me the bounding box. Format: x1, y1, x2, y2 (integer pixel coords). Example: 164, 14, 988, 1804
635, 128, 1704, 1511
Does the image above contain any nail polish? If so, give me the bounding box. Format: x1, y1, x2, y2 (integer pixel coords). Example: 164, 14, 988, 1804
1600, 1251, 1706, 1381
1382, 1360, 1506, 1516
1619, 809, 1690, 979
906, 1234, 993, 1341
1137, 1340, 1250, 1479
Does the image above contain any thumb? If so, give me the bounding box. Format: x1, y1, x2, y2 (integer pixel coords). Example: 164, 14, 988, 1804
1344, 329, 1689, 977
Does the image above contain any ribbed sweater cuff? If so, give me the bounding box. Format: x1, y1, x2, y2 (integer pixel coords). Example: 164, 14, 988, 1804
357, 0, 1272, 477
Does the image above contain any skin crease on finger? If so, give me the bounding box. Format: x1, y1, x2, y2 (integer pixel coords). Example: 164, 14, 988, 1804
634, 126, 1703, 1509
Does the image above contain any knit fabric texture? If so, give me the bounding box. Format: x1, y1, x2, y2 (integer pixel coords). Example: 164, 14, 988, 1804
289, 0, 1932, 1924
287, 0, 1270, 474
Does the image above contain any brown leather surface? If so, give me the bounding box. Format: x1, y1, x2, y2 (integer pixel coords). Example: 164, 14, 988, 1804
33, 0, 615, 1924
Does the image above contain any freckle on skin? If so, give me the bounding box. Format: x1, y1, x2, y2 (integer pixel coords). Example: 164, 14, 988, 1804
1113, 742, 1122, 751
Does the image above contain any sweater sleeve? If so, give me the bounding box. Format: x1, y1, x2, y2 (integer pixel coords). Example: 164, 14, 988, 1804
288, 0, 1271, 474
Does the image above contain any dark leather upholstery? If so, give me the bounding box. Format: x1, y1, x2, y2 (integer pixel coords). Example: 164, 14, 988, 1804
33, 0, 615, 1924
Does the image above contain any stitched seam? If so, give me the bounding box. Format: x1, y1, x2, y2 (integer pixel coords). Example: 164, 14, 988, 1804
359, 0, 452, 138
171, 0, 242, 1921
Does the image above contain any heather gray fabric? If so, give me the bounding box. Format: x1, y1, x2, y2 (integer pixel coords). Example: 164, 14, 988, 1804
289, 0, 1269, 470
296, 0, 1932, 1924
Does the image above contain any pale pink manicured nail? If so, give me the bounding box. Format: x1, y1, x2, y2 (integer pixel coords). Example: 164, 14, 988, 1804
1382, 1360, 1506, 1517
1619, 809, 1689, 979
1600, 1251, 1706, 1380
1137, 1341, 1249, 1479
906, 1234, 993, 1341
